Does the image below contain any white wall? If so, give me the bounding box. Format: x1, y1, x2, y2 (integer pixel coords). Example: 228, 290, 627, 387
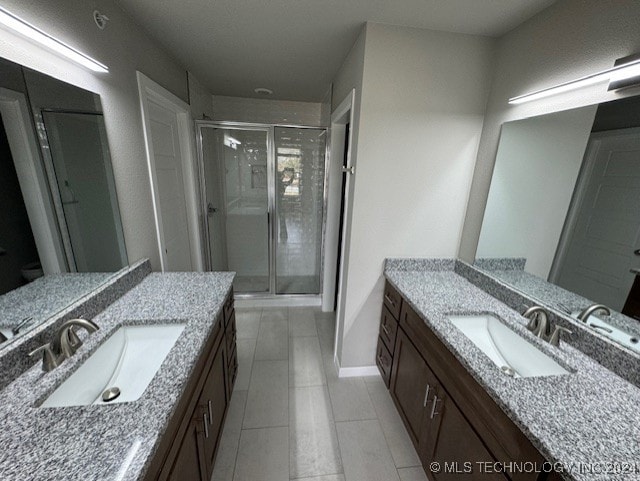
212, 95, 323, 126
0, 0, 195, 270
188, 71, 215, 120
460, 0, 640, 262
329, 26, 366, 365
476, 106, 597, 278
336, 23, 495, 368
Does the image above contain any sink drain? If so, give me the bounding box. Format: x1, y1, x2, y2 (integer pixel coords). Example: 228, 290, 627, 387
501, 366, 516, 377
102, 387, 121, 402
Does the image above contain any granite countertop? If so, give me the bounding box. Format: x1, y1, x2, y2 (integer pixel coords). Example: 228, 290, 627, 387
384, 266, 640, 481
0, 273, 115, 329
0, 271, 234, 481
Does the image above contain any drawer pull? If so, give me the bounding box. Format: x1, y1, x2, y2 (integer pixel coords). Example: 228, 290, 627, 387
203, 412, 209, 438
384, 294, 395, 306
208, 400, 213, 425
430, 395, 441, 419
423, 384, 432, 407
381, 323, 390, 335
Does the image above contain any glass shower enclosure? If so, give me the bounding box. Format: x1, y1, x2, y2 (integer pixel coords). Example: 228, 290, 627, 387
196, 122, 327, 296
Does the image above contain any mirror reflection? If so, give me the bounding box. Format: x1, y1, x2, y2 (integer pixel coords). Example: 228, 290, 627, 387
0, 56, 127, 347
476, 94, 640, 353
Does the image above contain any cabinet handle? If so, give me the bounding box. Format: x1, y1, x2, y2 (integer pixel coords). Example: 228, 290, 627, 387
381, 322, 390, 335
384, 294, 395, 306
430, 395, 441, 419
423, 384, 432, 407
203, 412, 209, 438
208, 400, 213, 425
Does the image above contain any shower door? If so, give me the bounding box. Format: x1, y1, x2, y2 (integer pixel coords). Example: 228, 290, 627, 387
274, 127, 326, 294
197, 122, 326, 296
199, 125, 271, 293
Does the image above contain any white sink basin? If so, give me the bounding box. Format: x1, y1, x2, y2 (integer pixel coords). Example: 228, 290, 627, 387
42, 324, 185, 408
570, 311, 640, 353
448, 314, 570, 378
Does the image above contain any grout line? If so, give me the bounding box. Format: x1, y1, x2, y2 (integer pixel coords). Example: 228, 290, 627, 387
239, 424, 290, 431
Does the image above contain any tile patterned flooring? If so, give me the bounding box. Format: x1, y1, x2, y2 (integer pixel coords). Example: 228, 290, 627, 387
212, 306, 426, 481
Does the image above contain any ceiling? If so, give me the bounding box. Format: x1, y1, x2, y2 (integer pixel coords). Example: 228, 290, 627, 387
116, 0, 557, 102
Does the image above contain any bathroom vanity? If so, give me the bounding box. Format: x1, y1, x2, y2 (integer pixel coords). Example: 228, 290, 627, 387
378, 259, 640, 481
0, 261, 237, 481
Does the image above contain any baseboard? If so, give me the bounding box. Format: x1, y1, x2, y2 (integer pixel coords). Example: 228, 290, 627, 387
235, 296, 321, 308
333, 353, 381, 378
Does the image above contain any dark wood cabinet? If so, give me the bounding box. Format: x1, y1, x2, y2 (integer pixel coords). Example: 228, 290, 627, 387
377, 284, 402, 388
383, 281, 403, 319
146, 291, 237, 481
381, 281, 548, 481
167, 410, 208, 481
391, 329, 439, 450
379, 306, 399, 353
200, 341, 228, 476
376, 337, 393, 387
426, 386, 507, 481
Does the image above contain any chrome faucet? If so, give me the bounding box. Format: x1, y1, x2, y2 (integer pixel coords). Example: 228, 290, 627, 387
29, 318, 99, 372
522, 306, 572, 347
547, 325, 573, 347
522, 305, 549, 338
576, 304, 610, 323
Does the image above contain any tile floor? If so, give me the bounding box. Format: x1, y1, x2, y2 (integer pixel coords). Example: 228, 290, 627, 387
212, 306, 427, 481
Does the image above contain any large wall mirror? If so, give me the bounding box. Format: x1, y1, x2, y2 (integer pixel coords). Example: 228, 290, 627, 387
0, 56, 127, 349
476, 93, 640, 354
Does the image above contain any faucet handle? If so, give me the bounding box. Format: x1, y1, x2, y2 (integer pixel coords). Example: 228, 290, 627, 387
29, 343, 62, 372
65, 327, 83, 356
548, 325, 572, 347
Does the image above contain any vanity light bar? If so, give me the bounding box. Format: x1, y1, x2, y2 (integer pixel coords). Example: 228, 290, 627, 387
508, 56, 640, 105
0, 6, 108, 73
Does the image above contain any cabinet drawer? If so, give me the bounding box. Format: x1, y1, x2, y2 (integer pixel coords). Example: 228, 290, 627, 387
376, 337, 393, 387
223, 293, 234, 327
225, 310, 237, 355
383, 281, 402, 319
380, 306, 398, 353
226, 345, 238, 400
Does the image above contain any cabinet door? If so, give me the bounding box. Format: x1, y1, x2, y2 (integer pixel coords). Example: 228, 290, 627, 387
391, 329, 438, 449
200, 343, 228, 477
426, 387, 507, 481
167, 414, 207, 481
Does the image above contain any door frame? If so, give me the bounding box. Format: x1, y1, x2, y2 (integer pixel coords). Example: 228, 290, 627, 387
325, 90, 356, 374
137, 72, 203, 272
550, 127, 640, 282
0, 87, 66, 274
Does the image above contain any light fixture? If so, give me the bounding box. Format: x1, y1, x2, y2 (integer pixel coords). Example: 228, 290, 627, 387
0, 6, 108, 73
508, 54, 640, 105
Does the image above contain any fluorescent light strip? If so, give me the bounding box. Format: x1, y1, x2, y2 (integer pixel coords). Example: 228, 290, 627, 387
508, 59, 640, 105
0, 6, 108, 73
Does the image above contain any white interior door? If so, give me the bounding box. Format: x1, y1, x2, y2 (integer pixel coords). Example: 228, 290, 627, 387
148, 100, 193, 271
138, 72, 203, 273
555, 129, 640, 310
